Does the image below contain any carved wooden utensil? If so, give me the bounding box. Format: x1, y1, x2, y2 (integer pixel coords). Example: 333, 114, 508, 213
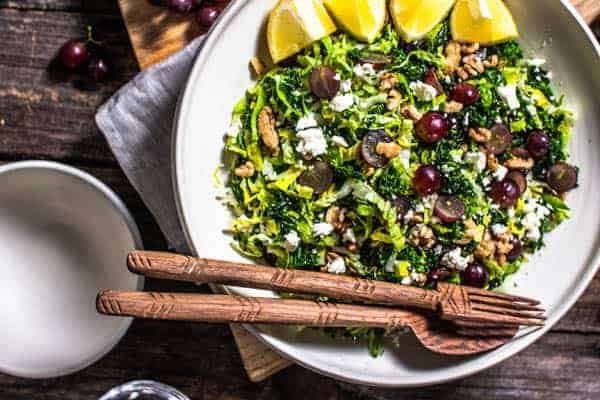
127, 251, 545, 328
97, 290, 516, 356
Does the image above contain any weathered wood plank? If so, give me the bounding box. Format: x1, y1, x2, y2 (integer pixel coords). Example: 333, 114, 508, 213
0, 8, 138, 164
0, 0, 119, 15
0, 329, 598, 400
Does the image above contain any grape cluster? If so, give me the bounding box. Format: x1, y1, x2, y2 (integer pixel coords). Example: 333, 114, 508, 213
58, 29, 112, 83
150, 0, 224, 28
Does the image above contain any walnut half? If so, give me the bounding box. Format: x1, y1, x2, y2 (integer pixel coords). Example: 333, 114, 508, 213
258, 106, 280, 155
375, 142, 402, 159
234, 161, 255, 178
469, 127, 492, 143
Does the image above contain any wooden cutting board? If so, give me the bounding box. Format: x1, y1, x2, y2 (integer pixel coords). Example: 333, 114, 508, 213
116, 0, 599, 383
120, 0, 600, 70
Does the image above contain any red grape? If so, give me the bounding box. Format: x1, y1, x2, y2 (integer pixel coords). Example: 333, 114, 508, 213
434, 196, 465, 223
309, 66, 340, 99
461, 263, 490, 288
451, 83, 480, 105
506, 238, 523, 261
490, 179, 519, 208
547, 162, 578, 193
361, 130, 392, 168
169, 0, 193, 12
87, 57, 110, 81
297, 161, 333, 195
484, 124, 512, 155
428, 266, 453, 283
60, 40, 89, 70
196, 5, 222, 28
394, 195, 410, 223
506, 170, 527, 195
415, 112, 448, 143
423, 69, 443, 95
527, 130, 550, 158
413, 165, 442, 197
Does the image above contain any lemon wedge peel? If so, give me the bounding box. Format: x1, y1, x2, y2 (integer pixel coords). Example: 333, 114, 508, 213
267, 0, 337, 64
450, 0, 519, 45
389, 0, 457, 42
323, 0, 387, 43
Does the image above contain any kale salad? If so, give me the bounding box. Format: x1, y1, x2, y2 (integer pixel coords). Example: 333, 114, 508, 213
218, 20, 578, 356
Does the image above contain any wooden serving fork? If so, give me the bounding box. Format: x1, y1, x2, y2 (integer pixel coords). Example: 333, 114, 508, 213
126, 251, 545, 327
97, 290, 517, 356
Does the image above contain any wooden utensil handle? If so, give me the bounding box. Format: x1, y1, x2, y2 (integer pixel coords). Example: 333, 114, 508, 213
97, 291, 422, 329
573, 0, 600, 24
127, 251, 440, 312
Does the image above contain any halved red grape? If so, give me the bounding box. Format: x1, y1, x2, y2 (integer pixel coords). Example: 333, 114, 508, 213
428, 266, 453, 283
434, 195, 465, 223
423, 69, 443, 96
358, 51, 391, 70
527, 130, 550, 158
506, 238, 523, 262
451, 83, 480, 105
297, 161, 334, 195
484, 124, 512, 155
309, 66, 340, 99
511, 147, 531, 159
413, 165, 442, 197
415, 112, 448, 144
394, 195, 410, 223
490, 179, 519, 208
461, 263, 490, 288
361, 130, 392, 168
60, 40, 89, 70
506, 170, 527, 196
547, 162, 578, 193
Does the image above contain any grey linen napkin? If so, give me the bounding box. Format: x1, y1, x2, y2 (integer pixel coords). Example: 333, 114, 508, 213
95, 36, 205, 253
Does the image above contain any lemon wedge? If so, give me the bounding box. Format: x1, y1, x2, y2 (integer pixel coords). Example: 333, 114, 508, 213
323, 0, 387, 43
389, 0, 456, 42
451, 0, 519, 45
267, 0, 337, 64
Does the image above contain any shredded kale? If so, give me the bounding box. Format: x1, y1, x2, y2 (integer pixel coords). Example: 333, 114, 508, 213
488, 40, 523, 65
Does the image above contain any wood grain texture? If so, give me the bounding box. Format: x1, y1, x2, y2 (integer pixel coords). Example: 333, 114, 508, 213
0, 1, 599, 398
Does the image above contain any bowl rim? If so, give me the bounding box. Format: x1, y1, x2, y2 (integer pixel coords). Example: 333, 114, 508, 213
0, 160, 144, 379
172, 0, 600, 387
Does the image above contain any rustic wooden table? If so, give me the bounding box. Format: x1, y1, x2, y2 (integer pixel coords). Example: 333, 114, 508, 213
0, 1, 599, 399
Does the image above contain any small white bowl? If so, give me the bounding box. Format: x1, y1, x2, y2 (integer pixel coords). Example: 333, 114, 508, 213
0, 161, 143, 378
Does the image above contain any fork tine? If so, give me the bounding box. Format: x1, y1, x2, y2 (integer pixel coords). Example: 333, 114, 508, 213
471, 303, 547, 320
445, 311, 545, 327
457, 328, 517, 338
466, 286, 541, 305
452, 320, 520, 329
470, 294, 545, 312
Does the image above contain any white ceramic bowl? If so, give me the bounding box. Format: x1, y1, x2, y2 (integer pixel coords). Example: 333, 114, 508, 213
0, 161, 143, 378
174, 0, 600, 387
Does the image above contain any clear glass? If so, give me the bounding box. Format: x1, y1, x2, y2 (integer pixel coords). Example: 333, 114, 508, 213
99, 380, 190, 400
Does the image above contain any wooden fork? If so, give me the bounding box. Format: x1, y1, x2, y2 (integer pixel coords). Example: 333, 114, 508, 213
126, 251, 545, 328
96, 290, 517, 356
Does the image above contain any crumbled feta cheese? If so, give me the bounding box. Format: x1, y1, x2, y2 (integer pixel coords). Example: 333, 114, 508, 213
353, 63, 376, 78
463, 112, 470, 127
312, 222, 334, 237
283, 231, 300, 252
422, 194, 438, 210
441, 248, 471, 271
522, 196, 551, 241
434, 244, 443, 255
226, 116, 242, 138
340, 79, 352, 93
330, 93, 354, 112
399, 148, 411, 170
444, 75, 452, 84
465, 151, 487, 172
326, 257, 346, 274
262, 159, 278, 181
482, 176, 492, 188
497, 84, 520, 110
410, 81, 438, 102
507, 208, 516, 218
491, 224, 508, 236
526, 104, 537, 115
493, 165, 508, 181
331, 135, 349, 147
403, 209, 415, 224
333, 73, 341, 81
296, 113, 319, 131
401, 276, 413, 285
526, 58, 546, 67
415, 204, 426, 213
296, 127, 328, 158
343, 228, 357, 243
